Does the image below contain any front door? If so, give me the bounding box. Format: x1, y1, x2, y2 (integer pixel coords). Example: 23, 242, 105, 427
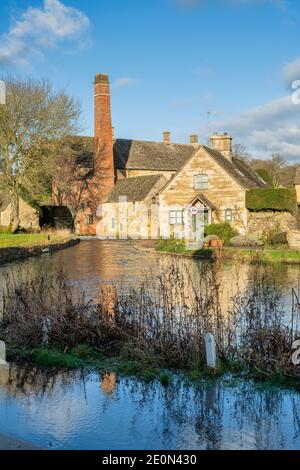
191, 204, 210, 248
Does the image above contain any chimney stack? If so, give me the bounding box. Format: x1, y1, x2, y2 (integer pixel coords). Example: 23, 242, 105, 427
190, 134, 199, 145
94, 73, 115, 188
163, 131, 171, 145
209, 132, 232, 161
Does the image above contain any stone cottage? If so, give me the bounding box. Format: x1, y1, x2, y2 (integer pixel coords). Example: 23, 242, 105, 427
0, 192, 39, 231
54, 73, 268, 238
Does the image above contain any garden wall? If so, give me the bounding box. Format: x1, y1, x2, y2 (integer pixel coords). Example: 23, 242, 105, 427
247, 211, 298, 238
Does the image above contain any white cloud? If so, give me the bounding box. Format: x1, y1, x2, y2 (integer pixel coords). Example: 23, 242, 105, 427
112, 77, 140, 89
206, 95, 300, 161
283, 57, 300, 83
0, 0, 91, 68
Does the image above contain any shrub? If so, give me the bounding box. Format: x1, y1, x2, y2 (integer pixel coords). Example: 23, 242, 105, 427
205, 222, 238, 245
155, 237, 186, 253
246, 188, 297, 214
266, 231, 287, 246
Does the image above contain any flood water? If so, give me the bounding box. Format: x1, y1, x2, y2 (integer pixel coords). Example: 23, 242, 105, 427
0, 240, 300, 450
0, 240, 300, 309
0, 364, 300, 450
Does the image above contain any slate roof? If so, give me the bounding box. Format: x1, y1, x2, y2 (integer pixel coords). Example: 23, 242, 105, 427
105, 174, 163, 203
113, 139, 196, 171
0, 191, 11, 212
71, 136, 266, 190
188, 193, 217, 210
294, 167, 300, 185
203, 147, 268, 189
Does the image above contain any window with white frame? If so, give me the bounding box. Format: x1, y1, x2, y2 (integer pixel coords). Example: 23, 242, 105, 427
170, 210, 183, 225
225, 209, 233, 222
194, 174, 208, 190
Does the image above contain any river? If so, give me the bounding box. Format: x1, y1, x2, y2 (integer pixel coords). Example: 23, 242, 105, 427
0, 240, 299, 312
0, 240, 300, 450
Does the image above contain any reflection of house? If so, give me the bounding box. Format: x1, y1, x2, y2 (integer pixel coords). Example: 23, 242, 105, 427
54, 73, 267, 237
101, 372, 117, 395
0, 192, 39, 231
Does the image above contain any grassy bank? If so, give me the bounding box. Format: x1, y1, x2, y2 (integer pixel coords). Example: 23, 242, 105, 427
7, 345, 300, 391
0, 231, 75, 249
223, 247, 300, 263
155, 238, 214, 258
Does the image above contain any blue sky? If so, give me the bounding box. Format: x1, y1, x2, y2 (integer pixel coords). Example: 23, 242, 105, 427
0, 0, 300, 160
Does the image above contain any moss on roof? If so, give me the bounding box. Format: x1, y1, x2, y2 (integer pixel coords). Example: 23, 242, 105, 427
204, 147, 268, 189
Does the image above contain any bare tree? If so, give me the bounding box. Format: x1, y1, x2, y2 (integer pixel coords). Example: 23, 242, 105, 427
232, 144, 250, 162
250, 153, 297, 188
52, 137, 109, 233
269, 154, 287, 188
0, 76, 81, 231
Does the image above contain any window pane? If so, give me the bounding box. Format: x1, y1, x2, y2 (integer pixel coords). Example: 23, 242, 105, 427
194, 174, 208, 190
170, 211, 183, 225
225, 209, 232, 221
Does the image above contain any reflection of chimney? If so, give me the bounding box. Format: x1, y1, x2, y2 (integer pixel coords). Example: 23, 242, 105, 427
209, 132, 232, 161
190, 134, 198, 145
94, 73, 115, 183
163, 131, 171, 144
101, 372, 117, 395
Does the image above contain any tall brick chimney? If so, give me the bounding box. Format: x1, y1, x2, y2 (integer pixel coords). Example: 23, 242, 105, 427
94, 73, 115, 187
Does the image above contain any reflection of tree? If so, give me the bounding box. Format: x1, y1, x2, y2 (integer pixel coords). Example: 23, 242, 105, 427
0, 366, 300, 449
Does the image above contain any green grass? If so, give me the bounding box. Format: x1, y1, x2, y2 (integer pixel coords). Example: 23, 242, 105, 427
155, 238, 213, 258
223, 247, 300, 264
6, 346, 300, 391
0, 232, 74, 249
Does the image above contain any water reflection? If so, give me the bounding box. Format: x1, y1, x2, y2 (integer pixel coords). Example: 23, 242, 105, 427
1, 240, 300, 313
0, 363, 299, 450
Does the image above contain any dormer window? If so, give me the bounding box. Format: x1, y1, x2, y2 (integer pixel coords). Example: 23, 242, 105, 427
194, 174, 208, 190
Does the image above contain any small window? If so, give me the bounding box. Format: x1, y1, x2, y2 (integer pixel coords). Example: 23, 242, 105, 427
194, 174, 208, 190
111, 218, 115, 229
170, 211, 183, 225
87, 214, 94, 225
225, 209, 233, 222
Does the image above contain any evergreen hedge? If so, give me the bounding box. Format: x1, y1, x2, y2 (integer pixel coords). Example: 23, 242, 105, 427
246, 188, 297, 214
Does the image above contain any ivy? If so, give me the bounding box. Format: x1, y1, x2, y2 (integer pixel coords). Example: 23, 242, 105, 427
19, 187, 41, 215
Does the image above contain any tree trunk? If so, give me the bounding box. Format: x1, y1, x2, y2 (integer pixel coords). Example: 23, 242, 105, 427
10, 190, 20, 233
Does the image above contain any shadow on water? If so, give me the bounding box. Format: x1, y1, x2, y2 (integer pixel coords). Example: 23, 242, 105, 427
0, 363, 299, 450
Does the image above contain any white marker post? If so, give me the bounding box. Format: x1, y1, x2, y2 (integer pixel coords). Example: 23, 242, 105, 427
204, 333, 217, 368
0, 340, 7, 365
0, 80, 6, 105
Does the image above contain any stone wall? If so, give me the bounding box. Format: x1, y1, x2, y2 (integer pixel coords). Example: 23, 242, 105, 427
0, 198, 39, 230
287, 230, 300, 249
247, 211, 298, 237
0, 239, 79, 265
